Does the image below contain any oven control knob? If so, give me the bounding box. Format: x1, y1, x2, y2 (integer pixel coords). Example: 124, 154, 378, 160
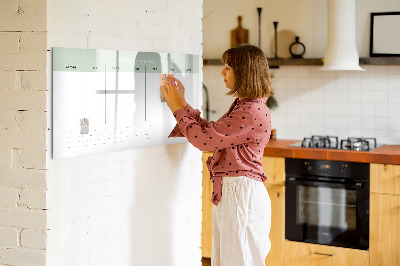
340, 164, 347, 174
304, 161, 312, 171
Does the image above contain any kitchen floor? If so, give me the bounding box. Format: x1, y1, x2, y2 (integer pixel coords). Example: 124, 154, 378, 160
202, 257, 211, 266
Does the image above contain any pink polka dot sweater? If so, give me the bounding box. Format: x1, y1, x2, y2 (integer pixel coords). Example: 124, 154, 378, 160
169, 97, 272, 206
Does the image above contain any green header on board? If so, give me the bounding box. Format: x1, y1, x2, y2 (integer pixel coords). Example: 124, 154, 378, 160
52, 47, 200, 73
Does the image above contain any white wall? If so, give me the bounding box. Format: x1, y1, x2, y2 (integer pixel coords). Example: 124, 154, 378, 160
203, 0, 400, 145
46, 0, 203, 266
203, 0, 400, 58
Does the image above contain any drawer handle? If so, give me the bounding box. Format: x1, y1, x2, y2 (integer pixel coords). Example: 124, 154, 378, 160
314, 252, 335, 257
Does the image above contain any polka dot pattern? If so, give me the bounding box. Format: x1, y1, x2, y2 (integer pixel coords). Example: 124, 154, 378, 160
169, 97, 272, 206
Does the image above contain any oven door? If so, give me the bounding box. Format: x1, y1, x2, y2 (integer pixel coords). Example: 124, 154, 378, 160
285, 177, 369, 250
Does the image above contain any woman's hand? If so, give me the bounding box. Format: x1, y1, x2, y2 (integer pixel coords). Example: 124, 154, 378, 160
172, 77, 187, 108
161, 79, 183, 113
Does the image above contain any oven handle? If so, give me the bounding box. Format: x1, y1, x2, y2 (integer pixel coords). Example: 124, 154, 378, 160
314, 252, 335, 257
286, 177, 364, 189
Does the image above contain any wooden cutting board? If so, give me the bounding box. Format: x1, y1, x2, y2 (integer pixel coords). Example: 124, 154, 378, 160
231, 16, 249, 48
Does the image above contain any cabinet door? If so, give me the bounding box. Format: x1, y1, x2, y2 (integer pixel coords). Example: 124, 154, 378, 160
370, 193, 400, 266
202, 152, 213, 258
261, 156, 285, 185
284, 241, 369, 266
264, 184, 284, 266
370, 163, 400, 195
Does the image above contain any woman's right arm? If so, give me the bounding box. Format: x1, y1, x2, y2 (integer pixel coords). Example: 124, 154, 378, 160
167, 77, 210, 137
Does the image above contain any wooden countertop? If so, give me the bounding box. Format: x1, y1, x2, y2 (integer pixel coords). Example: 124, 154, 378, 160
263, 139, 400, 165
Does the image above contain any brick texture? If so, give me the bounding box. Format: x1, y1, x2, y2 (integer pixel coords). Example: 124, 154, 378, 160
0, 0, 47, 264
21, 229, 46, 249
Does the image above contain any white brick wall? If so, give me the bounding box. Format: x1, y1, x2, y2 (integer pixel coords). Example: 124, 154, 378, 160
46, 1, 203, 266
0, 0, 48, 265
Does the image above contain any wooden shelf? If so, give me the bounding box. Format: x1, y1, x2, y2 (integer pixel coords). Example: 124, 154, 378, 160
359, 57, 400, 65
203, 57, 400, 67
268, 58, 323, 67
203, 58, 323, 67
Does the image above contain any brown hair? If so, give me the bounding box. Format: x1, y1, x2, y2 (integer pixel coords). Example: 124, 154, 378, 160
221, 44, 273, 99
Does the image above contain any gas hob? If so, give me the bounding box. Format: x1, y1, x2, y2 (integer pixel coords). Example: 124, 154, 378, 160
289, 135, 382, 151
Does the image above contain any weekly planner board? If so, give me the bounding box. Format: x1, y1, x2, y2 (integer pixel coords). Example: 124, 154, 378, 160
52, 47, 200, 159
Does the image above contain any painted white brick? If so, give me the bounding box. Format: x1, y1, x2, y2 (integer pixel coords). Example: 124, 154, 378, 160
0, 13, 46, 32
0, 129, 46, 151
87, 212, 109, 233
0, 71, 16, 90
0, 150, 12, 169
0, 169, 47, 190
0, 0, 18, 13
0, 110, 47, 131
0, 32, 47, 71
181, 15, 202, 30
152, 10, 181, 27
0, 227, 19, 247
180, 41, 202, 55
0, 51, 47, 71
20, 229, 46, 249
104, 178, 123, 196
0, 91, 46, 111
0, 247, 45, 266
0, 187, 19, 208
129, 0, 167, 13
20, 149, 46, 170
190, 159, 203, 174
87, 164, 108, 183
72, 218, 88, 237
166, 0, 194, 15
0, 208, 46, 230
16, 70, 47, 91
19, 0, 47, 14
87, 33, 124, 51
120, 36, 153, 52
19, 189, 46, 209
135, 24, 170, 41
0, 32, 20, 54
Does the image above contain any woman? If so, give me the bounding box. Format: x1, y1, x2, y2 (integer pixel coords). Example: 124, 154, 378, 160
161, 44, 273, 266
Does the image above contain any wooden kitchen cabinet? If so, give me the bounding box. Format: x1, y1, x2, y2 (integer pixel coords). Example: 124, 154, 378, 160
262, 156, 285, 266
261, 156, 285, 186
370, 163, 400, 195
202, 152, 213, 258
284, 241, 369, 266
201, 154, 286, 266
370, 163, 400, 266
370, 193, 400, 266
264, 184, 285, 266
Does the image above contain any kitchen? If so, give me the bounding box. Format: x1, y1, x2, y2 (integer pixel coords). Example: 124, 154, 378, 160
0, 0, 399, 265
202, 0, 400, 265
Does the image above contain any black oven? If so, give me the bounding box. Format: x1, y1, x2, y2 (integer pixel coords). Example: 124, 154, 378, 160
285, 158, 369, 250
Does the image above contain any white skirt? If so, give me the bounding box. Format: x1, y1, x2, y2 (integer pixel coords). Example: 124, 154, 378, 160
212, 176, 271, 266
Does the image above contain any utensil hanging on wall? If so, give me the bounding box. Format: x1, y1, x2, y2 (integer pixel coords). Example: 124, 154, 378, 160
257, 8, 262, 48
273, 21, 279, 58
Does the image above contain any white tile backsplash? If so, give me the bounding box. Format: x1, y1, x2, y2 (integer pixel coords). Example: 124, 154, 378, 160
203, 65, 400, 144
389, 104, 400, 117
388, 91, 400, 104
374, 77, 388, 91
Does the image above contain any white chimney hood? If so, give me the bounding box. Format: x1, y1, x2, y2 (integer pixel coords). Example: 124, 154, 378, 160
320, 0, 365, 71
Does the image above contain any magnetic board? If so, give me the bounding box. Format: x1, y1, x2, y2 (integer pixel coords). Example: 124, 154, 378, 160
52, 47, 201, 159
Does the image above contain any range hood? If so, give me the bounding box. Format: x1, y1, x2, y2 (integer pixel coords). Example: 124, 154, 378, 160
320, 0, 365, 71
